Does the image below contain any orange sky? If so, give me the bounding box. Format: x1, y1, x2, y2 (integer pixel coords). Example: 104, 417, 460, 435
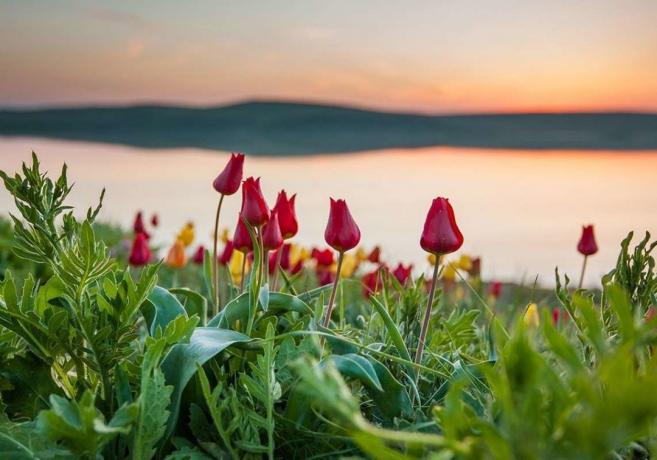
1, 1, 656, 113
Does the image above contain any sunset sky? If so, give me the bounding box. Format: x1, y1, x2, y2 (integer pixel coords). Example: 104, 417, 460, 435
1, 0, 656, 113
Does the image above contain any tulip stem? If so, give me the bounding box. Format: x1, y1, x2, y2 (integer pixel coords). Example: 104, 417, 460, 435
415, 259, 440, 369
322, 251, 344, 329
578, 255, 588, 290
272, 248, 283, 291
212, 194, 225, 315
239, 253, 247, 292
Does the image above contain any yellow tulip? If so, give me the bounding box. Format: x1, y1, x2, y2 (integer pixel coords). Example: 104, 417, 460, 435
457, 254, 472, 271
338, 253, 358, 278
220, 228, 230, 243
356, 247, 368, 262
229, 250, 248, 285
165, 239, 187, 268
523, 303, 540, 328
442, 262, 458, 281
177, 222, 195, 247
427, 253, 437, 266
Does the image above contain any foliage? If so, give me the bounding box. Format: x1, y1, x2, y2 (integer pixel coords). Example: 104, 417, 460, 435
1, 153, 657, 459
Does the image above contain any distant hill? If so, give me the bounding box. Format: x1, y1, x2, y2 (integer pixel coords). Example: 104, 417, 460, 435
1, 101, 656, 155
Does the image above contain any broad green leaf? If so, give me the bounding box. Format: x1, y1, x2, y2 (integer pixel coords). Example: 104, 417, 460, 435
160, 328, 253, 442
208, 292, 312, 328
326, 353, 383, 392
143, 286, 188, 336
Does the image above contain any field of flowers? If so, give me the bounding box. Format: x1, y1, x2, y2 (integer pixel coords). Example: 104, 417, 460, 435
1, 152, 656, 460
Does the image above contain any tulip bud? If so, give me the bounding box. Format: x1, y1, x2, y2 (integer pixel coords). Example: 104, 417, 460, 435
469, 257, 481, 278
192, 245, 205, 265
273, 190, 298, 239
392, 263, 412, 285
316, 268, 335, 286
420, 197, 463, 256
151, 214, 159, 227
312, 248, 335, 267
233, 217, 253, 254
166, 239, 187, 268
279, 243, 292, 270
488, 281, 502, 299
219, 240, 234, 265
324, 198, 361, 253
577, 225, 598, 256
362, 269, 381, 298
213, 153, 245, 196
523, 303, 540, 328
133, 211, 150, 239
239, 177, 269, 227
262, 209, 283, 251
552, 307, 561, 326
367, 246, 381, 264
128, 233, 151, 266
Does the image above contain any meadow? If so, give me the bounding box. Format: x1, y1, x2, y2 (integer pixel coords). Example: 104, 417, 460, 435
1, 152, 656, 460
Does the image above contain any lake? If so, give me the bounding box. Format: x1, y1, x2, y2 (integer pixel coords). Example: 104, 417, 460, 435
1, 136, 656, 287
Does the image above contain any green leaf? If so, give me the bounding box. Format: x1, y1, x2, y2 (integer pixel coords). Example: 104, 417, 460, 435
208, 292, 313, 329
369, 296, 413, 374
170, 288, 207, 326
143, 286, 188, 336
326, 353, 383, 392
160, 328, 253, 443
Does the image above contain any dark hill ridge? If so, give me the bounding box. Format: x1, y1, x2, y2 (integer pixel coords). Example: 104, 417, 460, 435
1, 101, 656, 155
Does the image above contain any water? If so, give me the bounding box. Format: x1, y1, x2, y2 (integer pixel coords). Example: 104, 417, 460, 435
1, 136, 656, 287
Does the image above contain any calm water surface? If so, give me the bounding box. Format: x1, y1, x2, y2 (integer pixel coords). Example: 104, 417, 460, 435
1, 137, 656, 287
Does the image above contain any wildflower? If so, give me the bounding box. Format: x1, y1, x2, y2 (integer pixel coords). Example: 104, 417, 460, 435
219, 240, 234, 265
240, 177, 269, 227
420, 197, 463, 256
192, 245, 205, 265
166, 239, 187, 268
322, 198, 361, 328
177, 222, 195, 247
262, 209, 283, 251
416, 197, 464, 369
577, 225, 598, 256
212, 153, 245, 196
273, 190, 298, 239
392, 263, 412, 285
233, 217, 253, 254
367, 246, 381, 264
523, 303, 540, 328
133, 211, 150, 239
362, 269, 382, 298
488, 281, 503, 299
128, 233, 151, 266
312, 248, 335, 267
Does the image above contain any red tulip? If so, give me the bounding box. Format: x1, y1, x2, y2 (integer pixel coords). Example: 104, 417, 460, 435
362, 269, 382, 298
151, 214, 159, 227
324, 198, 361, 253
128, 233, 151, 266
133, 211, 150, 239
367, 246, 381, 264
233, 217, 253, 253
262, 209, 283, 251
290, 260, 304, 275
279, 243, 292, 270
488, 281, 502, 299
273, 190, 298, 239
219, 240, 234, 265
577, 225, 598, 256
213, 153, 245, 196
392, 263, 413, 285
192, 245, 205, 265
240, 177, 269, 227
420, 197, 463, 256
317, 269, 335, 286
469, 257, 481, 278
552, 307, 561, 326
312, 248, 335, 267
268, 251, 279, 275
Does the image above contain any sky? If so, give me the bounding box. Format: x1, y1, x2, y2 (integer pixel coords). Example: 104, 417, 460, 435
1, 0, 657, 113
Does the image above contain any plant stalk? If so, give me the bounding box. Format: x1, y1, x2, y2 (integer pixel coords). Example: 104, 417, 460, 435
414, 259, 440, 367
578, 255, 588, 289
212, 194, 225, 315
322, 251, 344, 328
239, 252, 247, 292
272, 247, 283, 291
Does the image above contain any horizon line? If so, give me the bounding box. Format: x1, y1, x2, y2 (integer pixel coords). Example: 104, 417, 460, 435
2, 97, 657, 118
